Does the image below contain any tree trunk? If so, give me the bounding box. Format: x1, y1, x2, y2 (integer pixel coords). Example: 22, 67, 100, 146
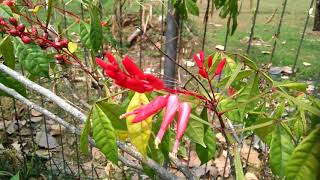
164, 0, 180, 88
314, 0, 320, 31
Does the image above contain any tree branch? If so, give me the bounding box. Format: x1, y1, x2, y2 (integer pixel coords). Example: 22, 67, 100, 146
0, 64, 183, 179
0, 82, 143, 173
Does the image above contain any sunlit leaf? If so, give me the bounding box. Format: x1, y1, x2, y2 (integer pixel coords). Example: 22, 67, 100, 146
126, 93, 152, 157
92, 105, 118, 164
269, 125, 294, 178
68, 42, 78, 53
286, 127, 320, 180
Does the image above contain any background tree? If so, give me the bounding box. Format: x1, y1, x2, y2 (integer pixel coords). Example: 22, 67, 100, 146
314, 0, 320, 31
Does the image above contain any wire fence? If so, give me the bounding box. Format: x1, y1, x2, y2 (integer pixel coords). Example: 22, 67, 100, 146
0, 0, 318, 179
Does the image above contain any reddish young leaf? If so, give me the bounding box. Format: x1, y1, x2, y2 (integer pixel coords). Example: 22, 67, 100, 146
208, 55, 213, 69
172, 102, 191, 155
228, 87, 237, 97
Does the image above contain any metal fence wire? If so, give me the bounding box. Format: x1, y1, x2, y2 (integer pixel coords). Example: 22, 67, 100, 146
0, 0, 318, 179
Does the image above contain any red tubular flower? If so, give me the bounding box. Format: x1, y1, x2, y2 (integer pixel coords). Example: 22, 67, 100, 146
155, 94, 180, 148
194, 50, 204, 68
97, 52, 164, 93
172, 102, 191, 155
121, 95, 169, 123
122, 56, 144, 77
143, 74, 164, 90
199, 69, 208, 78
214, 58, 227, 76
105, 52, 118, 66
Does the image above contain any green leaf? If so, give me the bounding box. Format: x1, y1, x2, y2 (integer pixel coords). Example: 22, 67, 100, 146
196, 128, 216, 165
80, 111, 92, 156
92, 105, 118, 164
185, 114, 206, 147
275, 82, 308, 92
269, 125, 294, 178
222, 62, 242, 94
186, 0, 199, 16
286, 127, 320, 180
89, 5, 103, 53
96, 101, 127, 131
14, 38, 53, 78
278, 91, 320, 117
0, 36, 15, 69
9, 172, 19, 180
0, 4, 13, 18
0, 73, 26, 97
218, 69, 254, 87
80, 21, 91, 48
237, 73, 260, 121
234, 146, 244, 180
45, 0, 53, 27
126, 93, 152, 157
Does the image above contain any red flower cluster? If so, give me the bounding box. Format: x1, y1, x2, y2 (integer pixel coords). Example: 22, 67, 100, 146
121, 94, 191, 155
193, 50, 227, 79
96, 52, 164, 93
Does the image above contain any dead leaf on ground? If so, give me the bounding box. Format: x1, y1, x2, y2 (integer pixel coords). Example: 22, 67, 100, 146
6, 120, 26, 134
192, 160, 218, 178
215, 45, 225, 51
11, 141, 26, 152
213, 150, 230, 177
188, 150, 201, 167
92, 147, 106, 161
216, 133, 226, 144
35, 130, 59, 149
31, 116, 42, 123
31, 109, 42, 117
0, 120, 11, 130
36, 149, 51, 159
241, 143, 261, 168
245, 172, 259, 180
50, 124, 65, 136
261, 51, 271, 55
303, 62, 311, 67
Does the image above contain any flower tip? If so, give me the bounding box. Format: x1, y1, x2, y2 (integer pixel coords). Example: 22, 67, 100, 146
154, 137, 161, 149
172, 139, 180, 155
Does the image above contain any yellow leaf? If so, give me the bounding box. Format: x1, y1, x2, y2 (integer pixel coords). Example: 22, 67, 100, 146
126, 93, 152, 157
30, 5, 42, 14
116, 130, 128, 141
68, 42, 78, 53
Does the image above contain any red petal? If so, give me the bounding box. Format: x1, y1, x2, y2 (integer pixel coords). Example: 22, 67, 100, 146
199, 69, 208, 78
105, 52, 118, 66
131, 95, 168, 123
198, 50, 204, 62
214, 58, 227, 76
173, 102, 191, 154
193, 53, 203, 68
143, 74, 164, 90
155, 94, 180, 147
122, 56, 144, 77
96, 57, 109, 71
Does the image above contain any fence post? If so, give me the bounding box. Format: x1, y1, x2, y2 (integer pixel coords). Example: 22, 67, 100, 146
164, 0, 180, 88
